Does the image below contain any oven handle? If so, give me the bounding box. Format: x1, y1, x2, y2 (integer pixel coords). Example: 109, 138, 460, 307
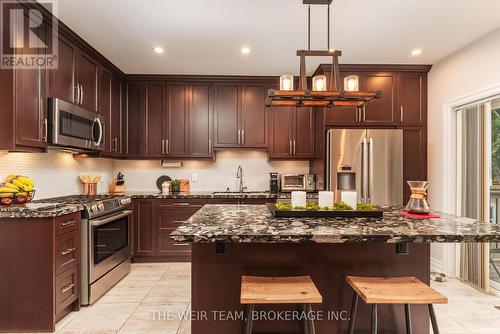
92, 117, 103, 147
91, 210, 133, 227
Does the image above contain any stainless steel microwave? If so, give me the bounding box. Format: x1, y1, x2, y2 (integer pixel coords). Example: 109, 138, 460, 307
48, 98, 104, 151
280, 174, 315, 192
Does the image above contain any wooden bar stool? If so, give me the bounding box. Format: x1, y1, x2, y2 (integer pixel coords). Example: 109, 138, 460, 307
240, 275, 323, 334
346, 276, 448, 334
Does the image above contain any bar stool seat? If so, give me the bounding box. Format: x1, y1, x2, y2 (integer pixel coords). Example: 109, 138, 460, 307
346, 276, 448, 304
346, 276, 448, 334
241, 276, 322, 334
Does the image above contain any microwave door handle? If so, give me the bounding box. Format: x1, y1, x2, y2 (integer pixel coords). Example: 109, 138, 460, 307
93, 118, 103, 147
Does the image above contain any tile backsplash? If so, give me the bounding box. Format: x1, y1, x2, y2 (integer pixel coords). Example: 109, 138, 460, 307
0, 150, 113, 199
114, 151, 309, 192
0, 150, 309, 198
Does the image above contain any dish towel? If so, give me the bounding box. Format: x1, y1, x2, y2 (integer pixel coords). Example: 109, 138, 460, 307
400, 211, 440, 219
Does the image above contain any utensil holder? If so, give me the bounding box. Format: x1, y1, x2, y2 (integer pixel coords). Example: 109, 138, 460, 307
83, 183, 97, 195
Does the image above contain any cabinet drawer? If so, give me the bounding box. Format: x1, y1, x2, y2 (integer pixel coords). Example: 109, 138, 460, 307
156, 199, 205, 207
55, 213, 80, 236
55, 265, 79, 315
158, 229, 190, 252
55, 229, 79, 275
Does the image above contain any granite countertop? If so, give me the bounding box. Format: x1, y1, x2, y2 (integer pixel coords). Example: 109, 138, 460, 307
170, 204, 500, 243
127, 191, 317, 199
0, 202, 83, 219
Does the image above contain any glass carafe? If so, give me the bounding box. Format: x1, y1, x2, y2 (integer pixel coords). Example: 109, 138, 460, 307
405, 181, 431, 214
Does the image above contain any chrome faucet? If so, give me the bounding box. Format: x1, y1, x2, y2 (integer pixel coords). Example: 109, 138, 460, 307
236, 165, 247, 192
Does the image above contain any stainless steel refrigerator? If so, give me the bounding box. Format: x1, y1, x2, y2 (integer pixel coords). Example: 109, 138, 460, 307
326, 129, 403, 206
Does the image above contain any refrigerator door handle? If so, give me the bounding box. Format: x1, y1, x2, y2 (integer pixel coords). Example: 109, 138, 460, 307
361, 138, 369, 203
368, 138, 374, 204
325, 130, 331, 190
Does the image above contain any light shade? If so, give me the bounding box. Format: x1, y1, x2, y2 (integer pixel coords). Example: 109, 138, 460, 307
344, 75, 359, 92
280, 74, 294, 91
312, 75, 327, 91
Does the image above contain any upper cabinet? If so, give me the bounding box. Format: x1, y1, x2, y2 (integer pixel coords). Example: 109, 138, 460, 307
98, 67, 112, 154
214, 82, 268, 148
398, 72, 427, 126
165, 82, 189, 157
48, 33, 98, 112
110, 74, 123, 155
124, 81, 146, 157
268, 106, 314, 159
323, 67, 428, 127
189, 83, 213, 158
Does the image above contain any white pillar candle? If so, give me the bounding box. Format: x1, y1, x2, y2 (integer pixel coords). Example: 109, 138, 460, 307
291, 191, 307, 208
318, 191, 334, 209
340, 191, 357, 210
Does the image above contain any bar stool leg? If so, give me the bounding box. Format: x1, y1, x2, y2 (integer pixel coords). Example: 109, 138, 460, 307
404, 304, 412, 334
371, 304, 378, 334
347, 292, 359, 334
428, 304, 440, 334
244, 304, 254, 334
302, 304, 310, 334
306, 303, 316, 334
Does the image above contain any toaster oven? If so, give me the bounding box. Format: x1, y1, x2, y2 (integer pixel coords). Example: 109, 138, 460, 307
280, 174, 315, 192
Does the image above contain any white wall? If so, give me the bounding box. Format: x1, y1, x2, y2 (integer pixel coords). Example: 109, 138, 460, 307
113, 150, 309, 192
428, 27, 500, 276
0, 150, 113, 199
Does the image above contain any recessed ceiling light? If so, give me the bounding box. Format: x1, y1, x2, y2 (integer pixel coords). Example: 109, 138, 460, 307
153, 46, 164, 54
411, 49, 422, 56
241, 47, 251, 54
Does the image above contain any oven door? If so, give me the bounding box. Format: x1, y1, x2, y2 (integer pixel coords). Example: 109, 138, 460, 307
281, 175, 306, 191
49, 98, 104, 151
89, 210, 132, 283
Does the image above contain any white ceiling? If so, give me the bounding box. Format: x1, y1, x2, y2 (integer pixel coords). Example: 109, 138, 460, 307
54, 0, 500, 76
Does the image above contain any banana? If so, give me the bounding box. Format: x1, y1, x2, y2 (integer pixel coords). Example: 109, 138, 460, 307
0, 187, 18, 193
3, 182, 20, 191
0, 192, 15, 198
12, 179, 30, 192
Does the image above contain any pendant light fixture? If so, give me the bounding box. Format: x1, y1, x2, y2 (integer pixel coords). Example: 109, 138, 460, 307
266, 0, 381, 108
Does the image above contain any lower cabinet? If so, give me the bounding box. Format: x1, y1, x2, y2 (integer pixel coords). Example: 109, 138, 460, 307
132, 198, 275, 261
0, 212, 81, 332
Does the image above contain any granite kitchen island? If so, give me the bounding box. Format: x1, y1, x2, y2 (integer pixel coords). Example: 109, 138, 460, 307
171, 204, 500, 334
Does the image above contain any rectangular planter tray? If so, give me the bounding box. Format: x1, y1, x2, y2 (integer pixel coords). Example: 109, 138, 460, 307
266, 203, 384, 218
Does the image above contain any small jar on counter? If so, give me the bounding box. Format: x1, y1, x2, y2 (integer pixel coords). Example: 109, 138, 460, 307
161, 181, 172, 195
179, 179, 190, 193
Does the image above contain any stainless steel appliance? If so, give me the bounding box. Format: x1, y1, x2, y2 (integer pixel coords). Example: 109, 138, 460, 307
48, 98, 104, 151
269, 172, 279, 193
326, 129, 403, 205
81, 195, 132, 305
280, 174, 315, 192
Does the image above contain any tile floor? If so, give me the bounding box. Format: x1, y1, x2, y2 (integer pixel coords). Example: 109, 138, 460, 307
51, 263, 500, 334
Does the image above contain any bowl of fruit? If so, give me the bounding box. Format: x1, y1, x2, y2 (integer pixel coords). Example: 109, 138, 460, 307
0, 175, 35, 205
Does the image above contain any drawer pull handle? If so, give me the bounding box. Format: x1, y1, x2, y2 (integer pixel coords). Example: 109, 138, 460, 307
172, 220, 186, 224
61, 259, 75, 267
61, 220, 76, 227
61, 248, 76, 256
173, 243, 189, 246
173, 202, 190, 206
61, 283, 75, 293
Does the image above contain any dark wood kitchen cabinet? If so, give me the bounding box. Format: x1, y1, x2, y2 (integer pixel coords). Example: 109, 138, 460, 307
360, 71, 396, 125
98, 67, 112, 153
403, 127, 427, 202
133, 199, 156, 257
110, 74, 123, 155
48, 34, 77, 103
398, 72, 427, 126
124, 81, 146, 157
145, 81, 166, 157
0, 212, 81, 332
76, 51, 99, 112
165, 82, 190, 157
268, 106, 314, 159
189, 82, 213, 158
0, 10, 48, 152
214, 82, 268, 148
324, 71, 362, 126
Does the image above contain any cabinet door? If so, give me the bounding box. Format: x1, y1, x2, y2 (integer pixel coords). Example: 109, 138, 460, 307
111, 75, 122, 155
145, 82, 165, 157
293, 107, 315, 158
14, 16, 47, 150
98, 67, 112, 153
398, 73, 426, 126
403, 128, 427, 202
324, 72, 361, 125
166, 83, 189, 157
189, 83, 213, 158
362, 72, 396, 124
268, 106, 293, 158
125, 82, 145, 157
76, 51, 98, 112
133, 200, 155, 257
241, 83, 268, 147
214, 83, 240, 147
48, 34, 76, 103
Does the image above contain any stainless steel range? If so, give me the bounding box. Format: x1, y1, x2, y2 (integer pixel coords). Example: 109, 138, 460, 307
47, 195, 133, 305
79, 195, 132, 305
